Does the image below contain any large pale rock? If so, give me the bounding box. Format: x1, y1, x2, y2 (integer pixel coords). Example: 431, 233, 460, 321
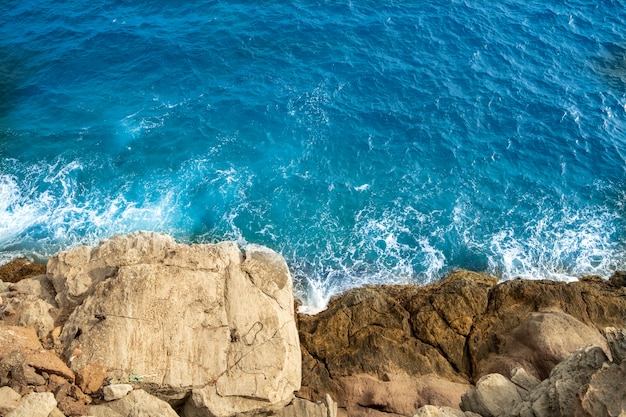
0, 386, 22, 415
103, 384, 134, 401
461, 373, 522, 417
89, 389, 179, 417
55, 232, 300, 416
0, 275, 58, 341
5, 392, 56, 417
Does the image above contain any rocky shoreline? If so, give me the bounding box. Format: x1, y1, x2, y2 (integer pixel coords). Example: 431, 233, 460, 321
0, 232, 624, 417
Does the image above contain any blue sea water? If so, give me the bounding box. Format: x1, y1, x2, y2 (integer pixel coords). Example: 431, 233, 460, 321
1, 0, 626, 311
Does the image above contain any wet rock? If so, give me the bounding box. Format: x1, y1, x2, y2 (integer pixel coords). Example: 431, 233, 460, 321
0, 258, 46, 284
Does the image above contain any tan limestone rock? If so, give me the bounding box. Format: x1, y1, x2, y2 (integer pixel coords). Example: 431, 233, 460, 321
0, 386, 22, 415
89, 389, 179, 417
54, 232, 300, 416
5, 392, 56, 417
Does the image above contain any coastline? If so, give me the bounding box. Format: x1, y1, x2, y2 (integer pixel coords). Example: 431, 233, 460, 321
0, 232, 625, 417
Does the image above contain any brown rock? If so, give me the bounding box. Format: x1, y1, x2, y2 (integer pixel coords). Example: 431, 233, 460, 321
0, 325, 74, 382
57, 396, 88, 417
298, 270, 626, 416
0, 258, 46, 284
76, 364, 107, 394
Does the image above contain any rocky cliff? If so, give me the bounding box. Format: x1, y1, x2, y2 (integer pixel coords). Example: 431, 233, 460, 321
0, 232, 625, 417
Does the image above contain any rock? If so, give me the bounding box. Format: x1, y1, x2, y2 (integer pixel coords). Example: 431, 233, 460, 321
297, 269, 626, 416
0, 386, 22, 415
509, 367, 540, 395
0, 258, 46, 283
89, 389, 179, 417
461, 373, 522, 417
468, 277, 626, 382
0, 276, 58, 341
76, 364, 107, 394
5, 392, 57, 417
576, 361, 626, 417
103, 384, 133, 401
478, 310, 610, 380
0, 325, 74, 382
54, 232, 300, 416
412, 405, 470, 417
48, 407, 66, 417
512, 345, 609, 417
57, 395, 88, 416
298, 280, 476, 415
272, 394, 338, 417
608, 270, 626, 287
602, 327, 626, 365
335, 374, 471, 417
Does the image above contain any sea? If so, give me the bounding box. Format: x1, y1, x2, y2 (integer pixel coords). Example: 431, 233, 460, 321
1, 0, 626, 312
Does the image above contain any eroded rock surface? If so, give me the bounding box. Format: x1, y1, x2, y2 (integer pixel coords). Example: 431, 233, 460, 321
298, 271, 626, 416
51, 231, 301, 416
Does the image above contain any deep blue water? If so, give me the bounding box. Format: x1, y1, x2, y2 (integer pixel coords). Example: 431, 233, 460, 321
1, 0, 626, 311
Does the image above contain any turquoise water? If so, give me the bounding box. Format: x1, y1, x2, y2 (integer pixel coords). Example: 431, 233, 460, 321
1, 0, 626, 311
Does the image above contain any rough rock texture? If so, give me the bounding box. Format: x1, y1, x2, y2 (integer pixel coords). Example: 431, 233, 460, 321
51, 232, 301, 416
0, 275, 58, 341
271, 394, 337, 417
103, 384, 134, 401
0, 325, 74, 383
75, 364, 107, 394
89, 389, 180, 417
461, 373, 522, 417
0, 386, 22, 415
412, 405, 479, 417
5, 392, 56, 417
478, 310, 611, 380
298, 271, 626, 416
0, 258, 46, 284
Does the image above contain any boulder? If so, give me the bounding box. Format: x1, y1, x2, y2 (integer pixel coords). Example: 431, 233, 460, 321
271, 395, 337, 417
53, 232, 300, 416
89, 389, 179, 417
412, 405, 476, 417
477, 310, 610, 380
0, 275, 58, 341
576, 361, 626, 417
5, 392, 56, 417
103, 384, 134, 401
337, 374, 470, 417
511, 346, 609, 417
0, 386, 22, 415
76, 364, 107, 394
602, 327, 626, 365
460, 373, 522, 417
